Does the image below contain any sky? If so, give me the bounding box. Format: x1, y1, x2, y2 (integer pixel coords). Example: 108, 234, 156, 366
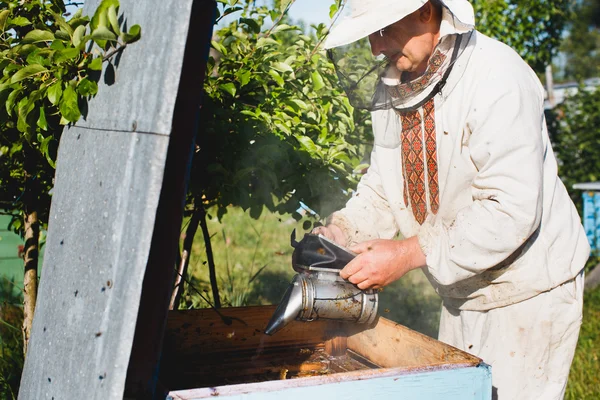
287, 0, 334, 26
215, 0, 339, 29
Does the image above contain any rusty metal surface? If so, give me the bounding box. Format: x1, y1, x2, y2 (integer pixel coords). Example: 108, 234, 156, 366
18, 0, 201, 399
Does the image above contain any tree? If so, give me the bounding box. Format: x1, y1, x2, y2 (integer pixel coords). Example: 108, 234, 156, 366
472, 0, 572, 73
560, 0, 600, 81
0, 0, 140, 356
546, 85, 600, 268
195, 0, 364, 222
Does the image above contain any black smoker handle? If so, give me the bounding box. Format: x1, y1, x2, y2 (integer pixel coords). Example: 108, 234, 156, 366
290, 229, 356, 272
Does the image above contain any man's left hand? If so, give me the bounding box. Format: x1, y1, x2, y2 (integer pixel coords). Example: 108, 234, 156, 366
340, 236, 427, 289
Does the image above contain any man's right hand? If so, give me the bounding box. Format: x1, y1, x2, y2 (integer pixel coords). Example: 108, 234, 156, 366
311, 224, 347, 246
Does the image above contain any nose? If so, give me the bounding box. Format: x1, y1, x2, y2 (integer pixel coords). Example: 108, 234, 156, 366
368, 33, 386, 56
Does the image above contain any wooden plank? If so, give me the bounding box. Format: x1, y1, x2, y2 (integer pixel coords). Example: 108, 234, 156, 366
167, 364, 492, 400
164, 306, 334, 355
346, 316, 481, 368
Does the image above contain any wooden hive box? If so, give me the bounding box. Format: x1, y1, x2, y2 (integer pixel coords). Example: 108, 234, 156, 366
161, 306, 491, 400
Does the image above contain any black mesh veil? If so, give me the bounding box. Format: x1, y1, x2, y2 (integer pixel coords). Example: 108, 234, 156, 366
326, 7, 475, 112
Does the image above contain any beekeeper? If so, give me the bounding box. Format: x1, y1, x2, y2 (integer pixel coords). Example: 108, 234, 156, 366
314, 0, 590, 398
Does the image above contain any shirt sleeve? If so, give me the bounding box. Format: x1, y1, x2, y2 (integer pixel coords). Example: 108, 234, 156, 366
418, 65, 546, 286
328, 145, 399, 246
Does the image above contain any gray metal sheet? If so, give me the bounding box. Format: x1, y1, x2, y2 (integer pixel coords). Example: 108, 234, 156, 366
18, 0, 195, 398
573, 182, 600, 191
74, 0, 193, 136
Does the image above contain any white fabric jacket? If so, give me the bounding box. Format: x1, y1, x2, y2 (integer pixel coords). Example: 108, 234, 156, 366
329, 31, 590, 311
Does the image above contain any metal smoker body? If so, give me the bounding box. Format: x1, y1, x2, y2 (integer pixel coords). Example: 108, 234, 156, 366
264, 231, 378, 335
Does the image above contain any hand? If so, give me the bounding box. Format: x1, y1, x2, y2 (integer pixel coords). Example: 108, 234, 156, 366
311, 224, 347, 246
340, 236, 427, 290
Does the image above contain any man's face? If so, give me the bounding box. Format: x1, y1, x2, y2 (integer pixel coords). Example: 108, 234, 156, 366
368, 7, 437, 77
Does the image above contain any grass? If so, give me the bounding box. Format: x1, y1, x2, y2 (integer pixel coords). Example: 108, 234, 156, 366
566, 284, 600, 399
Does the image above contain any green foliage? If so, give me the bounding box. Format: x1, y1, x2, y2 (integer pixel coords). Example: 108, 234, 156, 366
546, 85, 600, 269
547, 86, 600, 203
0, 0, 141, 235
472, 0, 571, 73
560, 0, 600, 81
192, 0, 368, 225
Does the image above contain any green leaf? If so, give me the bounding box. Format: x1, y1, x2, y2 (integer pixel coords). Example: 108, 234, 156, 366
89, 57, 103, 71
6, 87, 22, 116
54, 47, 80, 63
290, 99, 308, 110
108, 5, 120, 35
9, 142, 22, 156
59, 85, 81, 122
271, 61, 294, 74
68, 17, 89, 30
8, 16, 31, 27
17, 96, 35, 133
256, 37, 278, 49
121, 24, 141, 44
37, 106, 48, 131
329, 3, 339, 19
72, 8, 84, 20
52, 12, 74, 36
211, 40, 227, 55
55, 29, 71, 41
10, 44, 37, 57
279, 0, 293, 11
47, 82, 63, 105
236, 69, 251, 87
98, 8, 109, 29
311, 71, 325, 91
91, 26, 117, 41
239, 17, 260, 34
274, 122, 291, 135
220, 82, 236, 97
89, 0, 118, 48
0, 10, 9, 31
77, 78, 98, 96
26, 49, 52, 66
271, 24, 295, 34
10, 65, 48, 84
268, 69, 284, 87
72, 25, 86, 48
50, 40, 66, 50
22, 30, 55, 44
296, 135, 318, 153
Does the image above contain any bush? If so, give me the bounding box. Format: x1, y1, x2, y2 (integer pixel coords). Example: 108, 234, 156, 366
547, 85, 600, 269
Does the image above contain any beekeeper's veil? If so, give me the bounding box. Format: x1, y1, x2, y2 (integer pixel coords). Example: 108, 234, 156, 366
324, 0, 476, 112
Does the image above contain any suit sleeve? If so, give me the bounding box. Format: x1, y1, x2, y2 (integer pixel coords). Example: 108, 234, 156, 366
417, 64, 546, 286
328, 145, 399, 246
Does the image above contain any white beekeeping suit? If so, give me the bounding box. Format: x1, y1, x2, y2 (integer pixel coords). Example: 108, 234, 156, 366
320, 1, 589, 398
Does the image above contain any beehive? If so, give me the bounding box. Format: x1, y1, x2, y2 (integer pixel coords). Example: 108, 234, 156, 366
161, 306, 491, 400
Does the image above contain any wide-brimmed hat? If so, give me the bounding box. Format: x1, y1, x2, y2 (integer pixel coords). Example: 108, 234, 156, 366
324, 0, 475, 49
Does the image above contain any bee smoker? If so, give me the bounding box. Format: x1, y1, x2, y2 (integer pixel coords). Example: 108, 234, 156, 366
264, 230, 378, 335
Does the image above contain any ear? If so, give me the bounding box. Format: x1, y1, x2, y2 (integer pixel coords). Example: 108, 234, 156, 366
419, 2, 434, 23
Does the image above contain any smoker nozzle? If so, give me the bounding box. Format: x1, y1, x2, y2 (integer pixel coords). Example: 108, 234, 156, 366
264, 276, 304, 335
